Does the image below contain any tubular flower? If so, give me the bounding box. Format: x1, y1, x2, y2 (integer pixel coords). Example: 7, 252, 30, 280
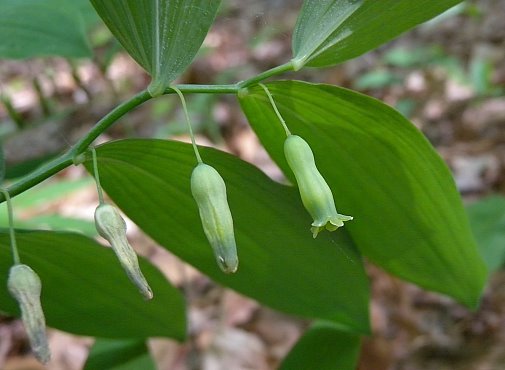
94, 204, 153, 299
284, 135, 353, 238
191, 163, 238, 273
8, 264, 50, 364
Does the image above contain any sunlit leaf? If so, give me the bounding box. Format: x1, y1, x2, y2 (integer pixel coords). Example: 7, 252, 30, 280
279, 321, 361, 370
239, 81, 487, 308
90, 0, 221, 96
0, 0, 92, 59
85, 139, 370, 333
0, 231, 186, 339
291, 0, 463, 69
84, 339, 156, 370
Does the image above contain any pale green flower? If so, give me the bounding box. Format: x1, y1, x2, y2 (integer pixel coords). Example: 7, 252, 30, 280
8, 264, 50, 364
191, 163, 238, 273
95, 204, 153, 299
284, 135, 353, 238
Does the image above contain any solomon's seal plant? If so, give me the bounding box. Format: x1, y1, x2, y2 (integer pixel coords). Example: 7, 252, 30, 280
0, 1, 488, 368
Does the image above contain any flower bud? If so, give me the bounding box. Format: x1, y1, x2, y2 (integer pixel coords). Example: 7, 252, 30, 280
191, 163, 238, 273
284, 135, 353, 238
95, 204, 153, 299
8, 264, 50, 364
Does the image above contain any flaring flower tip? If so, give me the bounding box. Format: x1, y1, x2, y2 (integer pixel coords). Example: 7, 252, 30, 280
284, 135, 352, 237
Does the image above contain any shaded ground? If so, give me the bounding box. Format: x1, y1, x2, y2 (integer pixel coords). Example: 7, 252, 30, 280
1, 0, 504, 369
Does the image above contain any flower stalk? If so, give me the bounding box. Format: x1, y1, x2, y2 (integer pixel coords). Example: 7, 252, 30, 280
0, 189, 20, 264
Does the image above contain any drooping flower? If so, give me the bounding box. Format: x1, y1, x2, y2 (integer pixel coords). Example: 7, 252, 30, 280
284, 135, 353, 238
94, 203, 153, 299
191, 163, 238, 273
8, 264, 50, 364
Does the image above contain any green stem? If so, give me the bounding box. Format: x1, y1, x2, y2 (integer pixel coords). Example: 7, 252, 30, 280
171, 86, 202, 163
91, 148, 105, 204
1, 154, 74, 203
238, 61, 294, 88
259, 83, 291, 136
0, 63, 293, 204
167, 84, 239, 94
71, 89, 153, 155
0, 189, 20, 265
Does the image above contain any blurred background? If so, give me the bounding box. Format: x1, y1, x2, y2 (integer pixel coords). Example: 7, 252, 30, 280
1, 0, 504, 369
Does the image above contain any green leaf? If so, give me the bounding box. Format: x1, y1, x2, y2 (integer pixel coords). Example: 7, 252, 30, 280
467, 196, 505, 273
239, 81, 487, 309
84, 339, 156, 370
0, 231, 186, 340
9, 215, 97, 237
0, 178, 93, 210
72, 0, 102, 30
0, 178, 97, 235
0, 0, 92, 59
90, 0, 221, 96
85, 139, 370, 334
279, 321, 361, 370
291, 0, 463, 70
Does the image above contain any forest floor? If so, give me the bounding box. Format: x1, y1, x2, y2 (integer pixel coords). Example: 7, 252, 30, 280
1, 0, 504, 369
